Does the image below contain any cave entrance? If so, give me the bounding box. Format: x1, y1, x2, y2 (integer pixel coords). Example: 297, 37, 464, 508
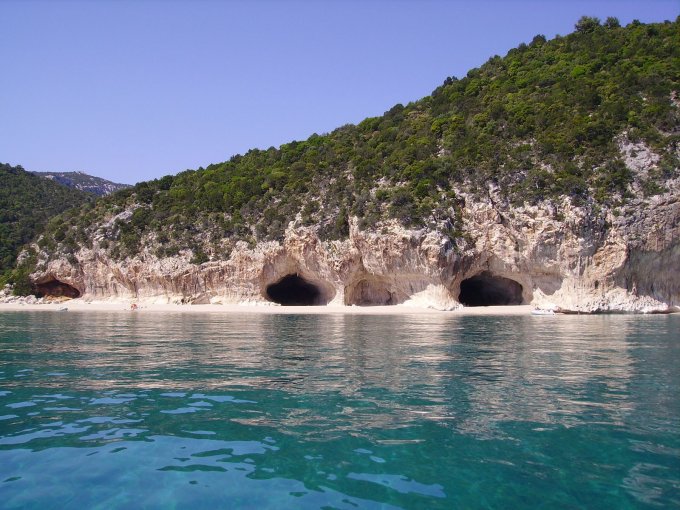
266, 274, 323, 306
35, 279, 81, 299
458, 272, 523, 306
344, 279, 397, 306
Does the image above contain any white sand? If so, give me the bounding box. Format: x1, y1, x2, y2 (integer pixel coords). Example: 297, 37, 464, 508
0, 299, 536, 316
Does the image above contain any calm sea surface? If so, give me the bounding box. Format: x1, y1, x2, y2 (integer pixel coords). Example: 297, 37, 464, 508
0, 311, 678, 509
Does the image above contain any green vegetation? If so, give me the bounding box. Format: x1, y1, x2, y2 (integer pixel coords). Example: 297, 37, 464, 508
0, 164, 94, 291
28, 18, 680, 267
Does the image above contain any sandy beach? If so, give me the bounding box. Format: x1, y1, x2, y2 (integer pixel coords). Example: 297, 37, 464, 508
0, 299, 537, 316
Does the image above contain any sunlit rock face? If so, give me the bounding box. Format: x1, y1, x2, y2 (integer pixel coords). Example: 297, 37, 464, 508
30, 165, 679, 313
31, 185, 679, 313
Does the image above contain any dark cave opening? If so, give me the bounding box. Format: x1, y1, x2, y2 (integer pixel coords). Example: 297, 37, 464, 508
35, 279, 81, 299
266, 274, 322, 306
458, 272, 523, 306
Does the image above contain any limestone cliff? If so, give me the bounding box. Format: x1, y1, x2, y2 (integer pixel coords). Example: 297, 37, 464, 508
30, 175, 679, 313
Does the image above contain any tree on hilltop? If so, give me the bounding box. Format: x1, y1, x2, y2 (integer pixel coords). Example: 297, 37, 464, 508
604, 17, 620, 29
575, 16, 601, 33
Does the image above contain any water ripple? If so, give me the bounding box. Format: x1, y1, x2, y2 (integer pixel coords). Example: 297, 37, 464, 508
0, 311, 678, 508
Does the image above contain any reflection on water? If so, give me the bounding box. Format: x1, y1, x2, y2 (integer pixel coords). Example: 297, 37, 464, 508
0, 311, 678, 509
2, 312, 668, 432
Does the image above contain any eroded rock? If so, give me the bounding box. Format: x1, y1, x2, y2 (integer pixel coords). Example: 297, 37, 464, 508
29, 179, 680, 313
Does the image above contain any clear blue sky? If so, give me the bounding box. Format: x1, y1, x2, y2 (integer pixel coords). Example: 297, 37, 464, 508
1, 0, 677, 184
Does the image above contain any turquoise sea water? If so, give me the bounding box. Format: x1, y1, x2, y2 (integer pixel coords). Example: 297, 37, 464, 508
0, 311, 678, 509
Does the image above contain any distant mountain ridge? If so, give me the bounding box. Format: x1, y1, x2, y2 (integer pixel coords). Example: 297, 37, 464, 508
31, 171, 131, 197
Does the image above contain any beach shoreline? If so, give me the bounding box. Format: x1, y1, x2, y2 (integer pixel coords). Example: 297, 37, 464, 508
0, 299, 538, 316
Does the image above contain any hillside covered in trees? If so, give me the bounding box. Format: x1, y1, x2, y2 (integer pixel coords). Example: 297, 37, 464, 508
0, 164, 94, 290
27, 17, 680, 268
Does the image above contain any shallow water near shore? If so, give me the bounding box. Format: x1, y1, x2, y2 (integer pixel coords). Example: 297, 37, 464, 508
0, 311, 678, 509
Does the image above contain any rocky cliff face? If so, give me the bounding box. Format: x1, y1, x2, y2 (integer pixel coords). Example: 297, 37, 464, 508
31, 174, 680, 313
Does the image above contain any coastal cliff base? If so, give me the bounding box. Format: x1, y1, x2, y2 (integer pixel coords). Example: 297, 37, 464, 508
29, 186, 680, 314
